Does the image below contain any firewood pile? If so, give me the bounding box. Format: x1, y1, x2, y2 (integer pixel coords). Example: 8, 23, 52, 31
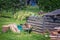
27, 9, 60, 40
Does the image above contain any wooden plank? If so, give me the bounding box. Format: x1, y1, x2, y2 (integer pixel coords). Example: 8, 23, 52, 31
28, 16, 42, 18
32, 27, 45, 30
28, 16, 43, 19
28, 17, 43, 19
44, 20, 54, 22
55, 20, 60, 23
32, 30, 46, 33
32, 29, 44, 33
44, 17, 53, 19
32, 31, 43, 33
44, 23, 60, 25
43, 16, 51, 18
33, 26, 44, 29
32, 28, 46, 31
44, 25, 60, 28
27, 20, 43, 24
27, 22, 43, 25
32, 28, 45, 30
44, 21, 60, 23
44, 24, 60, 27
27, 19, 43, 21
29, 23, 42, 27
44, 22, 60, 25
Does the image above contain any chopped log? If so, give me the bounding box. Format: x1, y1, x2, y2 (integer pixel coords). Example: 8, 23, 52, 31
2, 25, 9, 32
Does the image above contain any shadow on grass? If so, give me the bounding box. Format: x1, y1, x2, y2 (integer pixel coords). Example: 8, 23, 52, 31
0, 16, 11, 18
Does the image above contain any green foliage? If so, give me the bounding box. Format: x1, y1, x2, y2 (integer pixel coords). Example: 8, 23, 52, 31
0, 0, 27, 18
37, 0, 60, 12
13, 6, 39, 20
0, 0, 26, 11
14, 10, 34, 21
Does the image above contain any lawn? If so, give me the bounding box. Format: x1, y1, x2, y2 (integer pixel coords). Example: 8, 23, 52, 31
0, 17, 50, 40
0, 6, 50, 40
0, 31, 49, 40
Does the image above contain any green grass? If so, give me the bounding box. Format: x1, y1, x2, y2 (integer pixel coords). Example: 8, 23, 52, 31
0, 6, 50, 40
0, 31, 50, 40
0, 16, 50, 40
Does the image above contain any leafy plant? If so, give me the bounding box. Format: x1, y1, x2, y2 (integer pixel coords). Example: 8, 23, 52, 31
37, 0, 60, 12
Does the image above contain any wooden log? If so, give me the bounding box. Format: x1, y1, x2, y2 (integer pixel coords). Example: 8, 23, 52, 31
32, 29, 45, 33
27, 19, 43, 21
44, 22, 60, 25
27, 20, 43, 23
27, 23, 43, 27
